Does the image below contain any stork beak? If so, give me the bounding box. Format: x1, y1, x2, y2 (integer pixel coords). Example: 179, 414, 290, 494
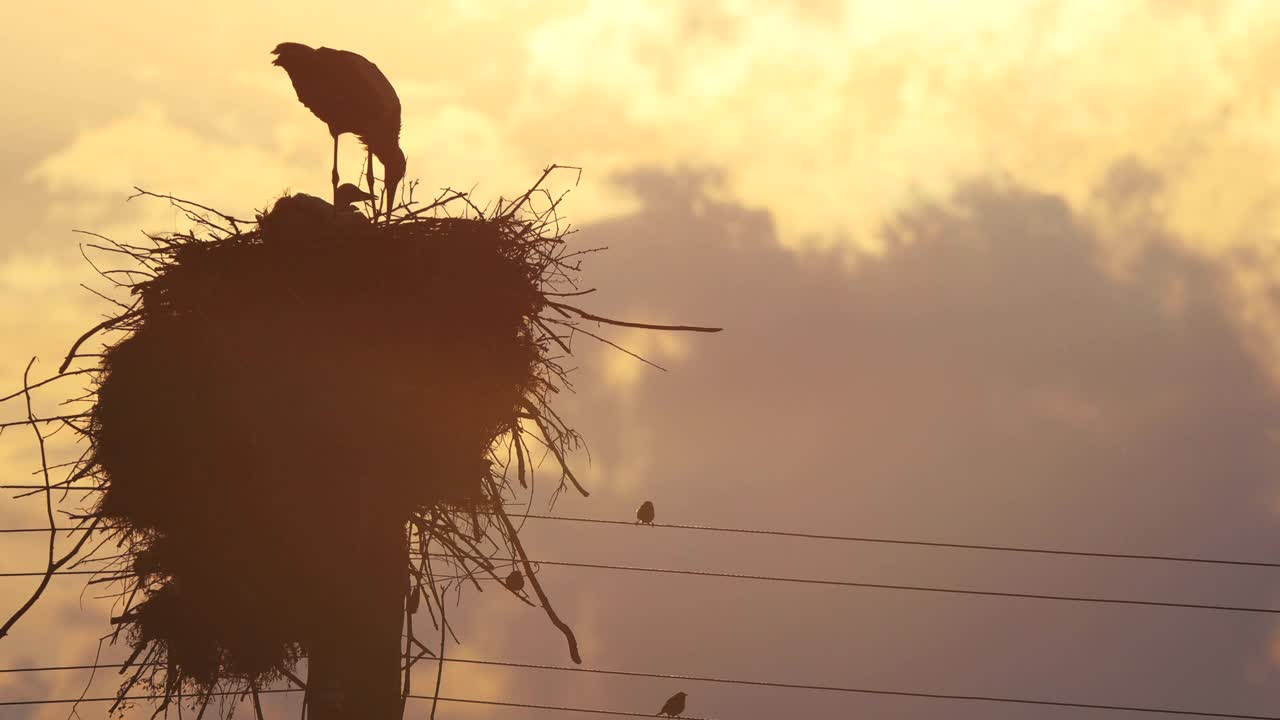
384, 179, 400, 223
376, 147, 406, 224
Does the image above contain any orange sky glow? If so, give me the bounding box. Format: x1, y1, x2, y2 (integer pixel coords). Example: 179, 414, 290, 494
4, 2, 1280, 718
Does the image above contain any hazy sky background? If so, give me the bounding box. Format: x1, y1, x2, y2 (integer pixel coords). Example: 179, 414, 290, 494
4, 1, 1280, 718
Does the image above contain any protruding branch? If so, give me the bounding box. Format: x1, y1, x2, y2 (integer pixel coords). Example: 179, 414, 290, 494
547, 301, 722, 332
489, 483, 582, 664
0, 360, 104, 640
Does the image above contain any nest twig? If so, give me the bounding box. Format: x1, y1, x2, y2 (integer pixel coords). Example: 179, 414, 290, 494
0, 166, 720, 716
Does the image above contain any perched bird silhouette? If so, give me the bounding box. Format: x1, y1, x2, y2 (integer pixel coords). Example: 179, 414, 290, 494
657, 691, 686, 717
271, 42, 406, 222
334, 182, 375, 208
259, 190, 369, 243
504, 569, 524, 593
637, 500, 655, 525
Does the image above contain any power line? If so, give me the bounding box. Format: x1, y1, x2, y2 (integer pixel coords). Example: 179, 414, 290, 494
408, 695, 714, 719
437, 658, 1280, 719
2, 503, 1278, 570
512, 550, 1280, 614
2, 554, 1279, 617
501, 514, 1280, 571
0, 658, 1276, 719
477, 557, 1280, 617
442, 555, 1280, 617
0, 689, 296, 707
0, 689, 717, 718
0, 525, 116, 534
0, 570, 100, 576
406, 692, 1272, 720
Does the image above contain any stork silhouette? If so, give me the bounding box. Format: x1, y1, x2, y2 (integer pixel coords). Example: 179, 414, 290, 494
335, 182, 375, 208
272, 42, 406, 222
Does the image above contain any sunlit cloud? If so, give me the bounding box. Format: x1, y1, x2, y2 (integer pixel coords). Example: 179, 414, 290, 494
6, 2, 1280, 718
26, 104, 309, 227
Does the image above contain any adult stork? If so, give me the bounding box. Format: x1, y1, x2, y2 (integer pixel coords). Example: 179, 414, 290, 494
272, 42, 406, 222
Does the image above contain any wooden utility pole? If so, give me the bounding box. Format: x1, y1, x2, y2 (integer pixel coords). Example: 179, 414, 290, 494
304, 514, 407, 720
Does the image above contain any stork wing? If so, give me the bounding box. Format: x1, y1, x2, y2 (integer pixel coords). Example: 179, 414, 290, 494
320, 47, 402, 139
278, 46, 401, 141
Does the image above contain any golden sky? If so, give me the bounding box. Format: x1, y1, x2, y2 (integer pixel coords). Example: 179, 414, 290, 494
4, 2, 1280, 718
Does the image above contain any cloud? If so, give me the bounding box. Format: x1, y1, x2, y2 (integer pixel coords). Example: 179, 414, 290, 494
2, 165, 1276, 717
7, 2, 1280, 713
11, 1, 1280, 269
508, 0, 1280, 270
490, 167, 1280, 717
25, 104, 309, 229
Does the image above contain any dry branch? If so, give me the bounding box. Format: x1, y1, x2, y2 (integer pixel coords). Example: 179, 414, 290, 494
0, 168, 717, 713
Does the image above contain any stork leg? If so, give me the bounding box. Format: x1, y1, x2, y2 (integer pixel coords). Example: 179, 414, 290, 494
365, 150, 377, 223
331, 133, 340, 206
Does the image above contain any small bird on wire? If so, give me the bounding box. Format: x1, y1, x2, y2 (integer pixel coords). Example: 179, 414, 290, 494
637, 500, 655, 525
271, 42, 406, 223
504, 569, 524, 593
657, 691, 687, 717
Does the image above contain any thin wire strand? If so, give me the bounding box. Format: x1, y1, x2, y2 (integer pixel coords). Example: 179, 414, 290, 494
2, 555, 1278, 617
0, 662, 1275, 719
483, 556, 1280, 616
1, 504, 1277, 570
408, 692, 1273, 720
517, 514, 1280, 570
0, 689, 298, 707
409, 695, 714, 719
448, 656, 1280, 720
0, 689, 718, 719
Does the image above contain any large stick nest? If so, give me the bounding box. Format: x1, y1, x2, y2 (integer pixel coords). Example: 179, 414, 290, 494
0, 168, 717, 716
